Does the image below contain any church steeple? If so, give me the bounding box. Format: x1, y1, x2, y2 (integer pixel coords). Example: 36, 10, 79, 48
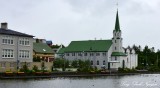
114, 10, 121, 32
112, 9, 122, 52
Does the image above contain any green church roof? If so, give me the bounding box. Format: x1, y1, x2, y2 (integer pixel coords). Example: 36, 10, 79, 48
33, 43, 53, 54
114, 10, 121, 32
111, 52, 127, 56
64, 40, 112, 52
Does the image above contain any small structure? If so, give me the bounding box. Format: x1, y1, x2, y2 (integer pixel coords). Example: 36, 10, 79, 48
33, 43, 54, 62
46, 40, 53, 46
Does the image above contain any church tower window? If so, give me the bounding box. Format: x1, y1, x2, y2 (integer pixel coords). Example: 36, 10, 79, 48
97, 60, 99, 65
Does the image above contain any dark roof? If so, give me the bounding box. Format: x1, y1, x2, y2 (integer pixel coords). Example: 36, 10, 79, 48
64, 40, 112, 52
33, 43, 53, 54
0, 28, 34, 37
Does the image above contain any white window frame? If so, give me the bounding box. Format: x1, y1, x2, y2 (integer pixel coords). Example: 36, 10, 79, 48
103, 52, 106, 56
96, 53, 100, 56
2, 36, 14, 45
19, 50, 30, 58
90, 53, 94, 56
19, 38, 30, 46
2, 49, 14, 58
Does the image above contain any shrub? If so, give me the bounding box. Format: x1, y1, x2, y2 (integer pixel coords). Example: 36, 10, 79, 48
32, 65, 39, 72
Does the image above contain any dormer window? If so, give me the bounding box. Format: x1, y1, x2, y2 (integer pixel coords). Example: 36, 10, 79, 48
43, 49, 46, 51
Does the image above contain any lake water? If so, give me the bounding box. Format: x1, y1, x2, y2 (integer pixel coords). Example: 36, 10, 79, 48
0, 74, 160, 88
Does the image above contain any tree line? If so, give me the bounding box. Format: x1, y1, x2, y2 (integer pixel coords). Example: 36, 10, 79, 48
133, 45, 160, 71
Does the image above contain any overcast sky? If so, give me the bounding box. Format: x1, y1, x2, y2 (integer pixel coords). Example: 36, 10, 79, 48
0, 0, 160, 50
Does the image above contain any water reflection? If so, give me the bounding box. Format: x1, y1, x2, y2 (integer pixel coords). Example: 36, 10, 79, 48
0, 74, 160, 88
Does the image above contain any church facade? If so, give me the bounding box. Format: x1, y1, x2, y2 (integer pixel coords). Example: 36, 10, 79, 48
61, 11, 138, 70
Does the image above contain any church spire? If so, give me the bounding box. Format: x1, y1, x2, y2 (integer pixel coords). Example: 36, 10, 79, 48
114, 10, 121, 32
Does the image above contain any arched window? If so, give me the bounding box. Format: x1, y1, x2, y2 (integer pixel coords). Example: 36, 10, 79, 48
97, 60, 99, 65
115, 47, 116, 50
115, 40, 116, 43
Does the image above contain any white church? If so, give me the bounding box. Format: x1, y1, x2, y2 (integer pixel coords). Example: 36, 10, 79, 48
58, 10, 138, 70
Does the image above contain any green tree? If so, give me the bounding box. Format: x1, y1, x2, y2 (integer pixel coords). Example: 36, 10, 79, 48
32, 65, 39, 72
71, 60, 78, 68
20, 62, 29, 73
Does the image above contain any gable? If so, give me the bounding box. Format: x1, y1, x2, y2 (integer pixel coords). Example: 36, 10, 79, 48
33, 43, 53, 54
65, 40, 112, 52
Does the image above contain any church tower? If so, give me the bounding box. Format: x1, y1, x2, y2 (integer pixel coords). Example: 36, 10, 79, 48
112, 10, 123, 52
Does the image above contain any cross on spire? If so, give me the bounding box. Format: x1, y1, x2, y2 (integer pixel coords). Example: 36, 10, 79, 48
116, 0, 119, 10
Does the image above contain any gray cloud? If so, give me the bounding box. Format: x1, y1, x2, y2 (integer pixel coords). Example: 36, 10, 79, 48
0, 0, 160, 50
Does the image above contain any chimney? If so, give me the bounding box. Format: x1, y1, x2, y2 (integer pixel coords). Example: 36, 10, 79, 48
1, 22, 8, 29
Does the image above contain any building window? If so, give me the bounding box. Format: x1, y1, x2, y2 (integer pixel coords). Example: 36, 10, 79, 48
96, 53, 100, 56
97, 60, 99, 65
78, 53, 82, 56
103, 60, 105, 65
84, 53, 87, 56
115, 57, 117, 60
2, 49, 14, 58
19, 50, 29, 58
66, 53, 69, 56
72, 53, 75, 56
91, 60, 93, 65
2, 36, 14, 45
19, 38, 29, 46
115, 40, 116, 43
90, 53, 94, 56
103, 53, 106, 56
115, 47, 116, 50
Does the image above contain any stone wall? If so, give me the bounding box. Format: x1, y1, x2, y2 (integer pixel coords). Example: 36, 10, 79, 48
0, 62, 53, 72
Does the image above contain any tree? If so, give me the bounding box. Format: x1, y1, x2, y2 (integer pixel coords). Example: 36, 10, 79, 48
32, 65, 39, 72
71, 60, 78, 68
20, 62, 29, 73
